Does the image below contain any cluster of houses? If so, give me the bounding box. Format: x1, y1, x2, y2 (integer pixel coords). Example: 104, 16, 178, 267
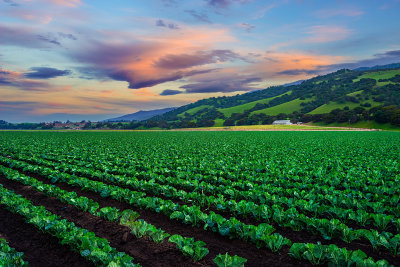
44, 122, 87, 130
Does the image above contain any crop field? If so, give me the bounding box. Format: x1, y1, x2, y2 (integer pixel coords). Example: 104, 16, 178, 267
0, 131, 399, 267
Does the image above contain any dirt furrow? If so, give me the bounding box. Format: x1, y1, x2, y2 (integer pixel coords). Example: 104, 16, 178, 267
0, 205, 94, 267
5, 161, 398, 265
0, 175, 203, 267
2, 167, 312, 267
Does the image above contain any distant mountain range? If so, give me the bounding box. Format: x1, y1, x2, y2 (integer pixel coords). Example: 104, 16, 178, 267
104, 107, 176, 122
353, 63, 400, 71
283, 80, 305, 87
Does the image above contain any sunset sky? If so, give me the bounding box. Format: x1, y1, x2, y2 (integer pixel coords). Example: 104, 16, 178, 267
1, 0, 400, 122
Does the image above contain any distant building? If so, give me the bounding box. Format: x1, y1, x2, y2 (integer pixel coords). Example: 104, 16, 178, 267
272, 120, 292, 125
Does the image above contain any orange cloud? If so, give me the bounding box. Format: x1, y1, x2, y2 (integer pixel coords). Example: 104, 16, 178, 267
132, 88, 157, 97
245, 51, 345, 83
305, 25, 351, 43
72, 26, 236, 90
48, 0, 81, 7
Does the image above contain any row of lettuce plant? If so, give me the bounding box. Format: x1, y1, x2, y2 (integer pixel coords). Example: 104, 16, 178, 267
0, 156, 291, 253
0, 165, 210, 262
0, 184, 136, 267
56, 159, 399, 233
2, 143, 399, 215
289, 242, 391, 266
5, 141, 398, 209
0, 162, 247, 264
0, 238, 28, 266
2, 156, 398, 256
5, 152, 398, 225
4, 137, 398, 201
4, 153, 398, 235
5, 150, 398, 218
0, 157, 394, 265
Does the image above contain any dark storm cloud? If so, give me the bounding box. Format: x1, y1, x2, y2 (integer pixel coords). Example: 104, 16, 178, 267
160, 89, 183, 95
154, 50, 241, 69
24, 67, 71, 79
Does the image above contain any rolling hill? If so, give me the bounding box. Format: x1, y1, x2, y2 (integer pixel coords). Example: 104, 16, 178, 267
139, 63, 400, 129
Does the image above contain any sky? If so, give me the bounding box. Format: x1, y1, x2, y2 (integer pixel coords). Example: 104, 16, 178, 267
1, 0, 400, 122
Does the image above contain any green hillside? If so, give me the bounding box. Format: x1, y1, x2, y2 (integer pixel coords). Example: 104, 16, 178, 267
219, 91, 292, 117
308, 100, 381, 115
145, 65, 400, 129
177, 105, 213, 117
252, 97, 313, 116
213, 118, 224, 127
353, 69, 400, 82
308, 90, 382, 115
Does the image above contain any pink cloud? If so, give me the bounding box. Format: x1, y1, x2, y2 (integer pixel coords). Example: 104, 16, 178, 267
245, 50, 345, 83
7, 9, 53, 24
0, 67, 56, 91
48, 0, 81, 7
304, 25, 351, 43
70, 26, 237, 90
314, 8, 364, 18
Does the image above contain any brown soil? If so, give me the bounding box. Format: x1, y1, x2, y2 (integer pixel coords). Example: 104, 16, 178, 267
0, 176, 203, 267
0, 206, 94, 267
0, 168, 312, 267
9, 158, 396, 260
7, 165, 400, 266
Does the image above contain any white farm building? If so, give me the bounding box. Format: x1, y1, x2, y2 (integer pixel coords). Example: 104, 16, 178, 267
272, 120, 292, 125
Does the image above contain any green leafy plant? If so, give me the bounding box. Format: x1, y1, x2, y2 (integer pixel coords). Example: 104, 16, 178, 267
168, 235, 209, 261
0, 184, 137, 267
0, 238, 28, 267
96, 207, 121, 222
213, 253, 247, 267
